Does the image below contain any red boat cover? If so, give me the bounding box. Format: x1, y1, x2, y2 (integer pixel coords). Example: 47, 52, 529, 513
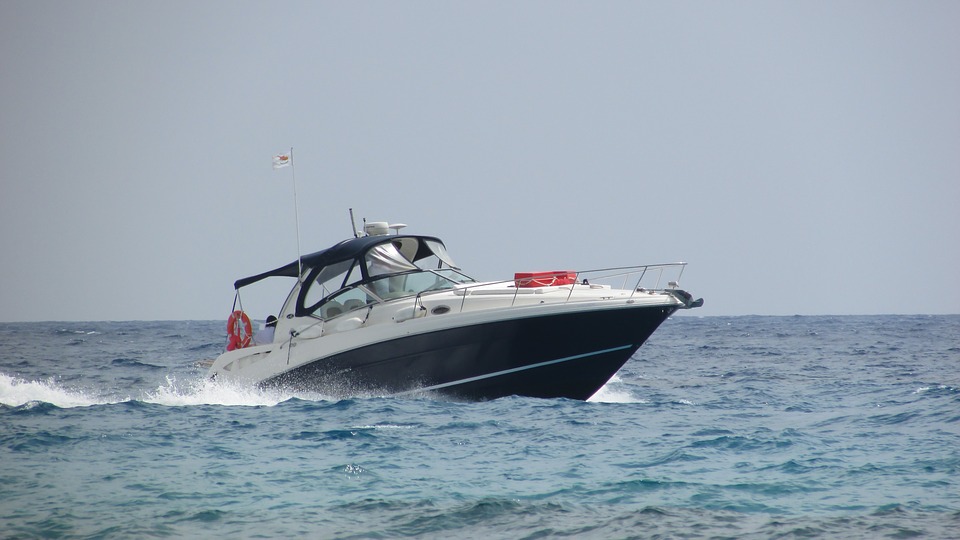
514, 271, 577, 288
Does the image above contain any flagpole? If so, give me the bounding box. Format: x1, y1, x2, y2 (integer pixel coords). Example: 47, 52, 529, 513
289, 146, 303, 279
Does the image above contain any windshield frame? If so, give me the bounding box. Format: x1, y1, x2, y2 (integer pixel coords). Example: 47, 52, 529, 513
292, 236, 474, 318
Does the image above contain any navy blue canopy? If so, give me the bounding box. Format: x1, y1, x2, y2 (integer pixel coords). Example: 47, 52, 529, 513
233, 234, 446, 290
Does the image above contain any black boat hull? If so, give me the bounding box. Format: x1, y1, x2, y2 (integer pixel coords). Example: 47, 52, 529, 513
262, 304, 677, 400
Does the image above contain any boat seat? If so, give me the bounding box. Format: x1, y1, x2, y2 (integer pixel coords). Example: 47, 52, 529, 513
342, 299, 366, 311
321, 301, 343, 319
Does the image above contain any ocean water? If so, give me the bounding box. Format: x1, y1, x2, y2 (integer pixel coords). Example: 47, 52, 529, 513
2, 315, 958, 539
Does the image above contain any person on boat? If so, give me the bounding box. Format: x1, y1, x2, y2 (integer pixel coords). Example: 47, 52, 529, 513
253, 315, 278, 345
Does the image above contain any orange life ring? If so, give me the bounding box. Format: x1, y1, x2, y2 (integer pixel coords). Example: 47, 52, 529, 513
226, 310, 253, 350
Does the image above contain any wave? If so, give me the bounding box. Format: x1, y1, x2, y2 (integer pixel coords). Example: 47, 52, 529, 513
0, 373, 108, 408
0, 372, 333, 410
2, 369, 653, 411
110, 357, 165, 370
319, 497, 960, 539
138, 376, 320, 407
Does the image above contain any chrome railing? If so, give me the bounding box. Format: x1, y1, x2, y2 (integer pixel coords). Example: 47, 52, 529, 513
295, 262, 690, 326
434, 262, 689, 313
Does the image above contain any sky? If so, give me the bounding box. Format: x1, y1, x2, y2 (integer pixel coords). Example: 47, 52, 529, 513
1, 1, 958, 322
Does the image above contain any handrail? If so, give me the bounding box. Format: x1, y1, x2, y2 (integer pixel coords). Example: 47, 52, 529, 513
434, 262, 689, 314
311, 261, 689, 327
458, 262, 688, 292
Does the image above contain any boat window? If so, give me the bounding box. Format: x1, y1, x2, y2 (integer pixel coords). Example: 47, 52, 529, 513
401, 271, 458, 293
365, 273, 409, 299
433, 268, 474, 284
365, 269, 471, 300
366, 242, 417, 277
393, 237, 422, 263
318, 287, 375, 319
424, 240, 459, 269
302, 259, 357, 314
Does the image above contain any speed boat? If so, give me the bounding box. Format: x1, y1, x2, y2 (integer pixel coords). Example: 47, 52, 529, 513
206, 222, 702, 400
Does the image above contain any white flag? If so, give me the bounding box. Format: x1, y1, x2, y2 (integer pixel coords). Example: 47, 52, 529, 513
272, 153, 291, 169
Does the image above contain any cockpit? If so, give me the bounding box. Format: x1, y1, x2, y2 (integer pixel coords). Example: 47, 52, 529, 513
292, 236, 475, 320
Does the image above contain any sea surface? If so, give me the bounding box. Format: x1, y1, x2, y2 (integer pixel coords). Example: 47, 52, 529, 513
2, 315, 958, 539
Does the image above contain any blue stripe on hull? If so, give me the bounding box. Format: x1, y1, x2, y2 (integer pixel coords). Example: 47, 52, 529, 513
397, 344, 634, 396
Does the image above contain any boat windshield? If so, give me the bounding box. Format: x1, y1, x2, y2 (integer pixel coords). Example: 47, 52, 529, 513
365, 268, 472, 300
308, 268, 473, 320
296, 236, 475, 318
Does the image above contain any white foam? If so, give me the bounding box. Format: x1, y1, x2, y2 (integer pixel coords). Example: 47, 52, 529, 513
139, 375, 305, 407
0, 372, 333, 409
588, 375, 649, 404
0, 373, 108, 408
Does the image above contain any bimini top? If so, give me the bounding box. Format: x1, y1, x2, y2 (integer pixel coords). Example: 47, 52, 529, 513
233, 234, 455, 290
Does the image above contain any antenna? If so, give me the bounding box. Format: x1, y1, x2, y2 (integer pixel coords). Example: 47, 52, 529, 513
348, 208, 359, 238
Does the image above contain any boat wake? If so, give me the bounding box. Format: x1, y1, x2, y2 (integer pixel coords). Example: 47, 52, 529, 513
0, 372, 331, 410
0, 372, 107, 409
2, 370, 650, 409
138, 375, 319, 407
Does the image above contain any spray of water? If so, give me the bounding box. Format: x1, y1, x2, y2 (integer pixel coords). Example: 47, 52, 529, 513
587, 375, 649, 404
0, 372, 334, 409
3, 370, 647, 407
1, 373, 108, 408
139, 375, 318, 407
